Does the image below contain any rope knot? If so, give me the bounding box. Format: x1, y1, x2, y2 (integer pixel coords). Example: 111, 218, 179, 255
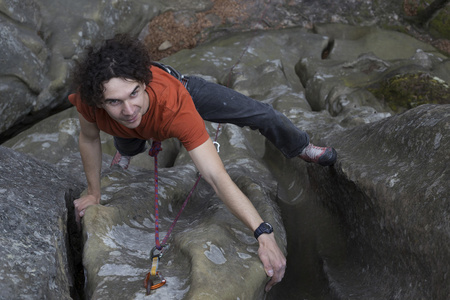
149, 141, 162, 157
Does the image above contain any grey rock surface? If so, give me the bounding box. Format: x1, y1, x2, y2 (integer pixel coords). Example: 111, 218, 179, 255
1, 0, 447, 142
0, 146, 83, 299
0, 0, 157, 142
1, 1, 449, 299
306, 104, 449, 299
81, 130, 285, 299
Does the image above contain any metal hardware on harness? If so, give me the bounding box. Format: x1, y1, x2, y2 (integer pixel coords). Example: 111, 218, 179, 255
144, 271, 166, 295
150, 245, 165, 260
213, 141, 220, 153
143, 246, 167, 294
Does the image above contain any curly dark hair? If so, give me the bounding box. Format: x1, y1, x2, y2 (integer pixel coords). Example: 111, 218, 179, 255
72, 34, 153, 106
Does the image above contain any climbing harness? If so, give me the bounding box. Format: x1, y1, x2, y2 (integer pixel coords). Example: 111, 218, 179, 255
151, 62, 189, 88
143, 124, 222, 295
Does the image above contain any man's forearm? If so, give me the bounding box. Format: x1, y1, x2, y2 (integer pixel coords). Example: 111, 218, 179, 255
79, 133, 103, 199
211, 171, 263, 231
188, 139, 263, 231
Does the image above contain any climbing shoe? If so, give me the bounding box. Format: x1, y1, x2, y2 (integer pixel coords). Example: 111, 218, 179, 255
110, 151, 132, 169
299, 143, 337, 166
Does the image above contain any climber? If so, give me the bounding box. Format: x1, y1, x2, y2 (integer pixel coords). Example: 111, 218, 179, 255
69, 34, 337, 293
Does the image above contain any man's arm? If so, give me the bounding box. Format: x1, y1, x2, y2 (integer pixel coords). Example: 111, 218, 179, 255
73, 112, 103, 221
188, 139, 286, 292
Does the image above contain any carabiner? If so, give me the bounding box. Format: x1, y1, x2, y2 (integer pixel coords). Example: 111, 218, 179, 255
144, 271, 166, 295
150, 244, 168, 260
213, 141, 220, 153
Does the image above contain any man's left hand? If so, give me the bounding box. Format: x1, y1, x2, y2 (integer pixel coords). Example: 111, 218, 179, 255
257, 233, 286, 292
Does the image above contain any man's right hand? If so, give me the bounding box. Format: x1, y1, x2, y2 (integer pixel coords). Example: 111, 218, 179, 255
74, 194, 100, 223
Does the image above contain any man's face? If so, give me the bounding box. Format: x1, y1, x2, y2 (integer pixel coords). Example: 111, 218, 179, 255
100, 78, 149, 129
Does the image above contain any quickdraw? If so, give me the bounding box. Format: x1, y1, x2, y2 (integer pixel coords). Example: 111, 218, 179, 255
143, 246, 167, 295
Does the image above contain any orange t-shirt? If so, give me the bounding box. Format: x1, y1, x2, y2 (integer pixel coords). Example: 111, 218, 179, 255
68, 66, 210, 151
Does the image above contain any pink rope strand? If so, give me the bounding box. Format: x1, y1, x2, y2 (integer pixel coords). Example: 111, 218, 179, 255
149, 124, 221, 250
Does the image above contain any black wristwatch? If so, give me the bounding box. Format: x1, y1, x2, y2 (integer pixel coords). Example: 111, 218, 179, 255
254, 222, 273, 240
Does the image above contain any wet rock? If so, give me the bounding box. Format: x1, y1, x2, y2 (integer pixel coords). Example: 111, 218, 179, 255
313, 24, 445, 61
428, 4, 450, 40
3, 0, 449, 143
368, 72, 450, 113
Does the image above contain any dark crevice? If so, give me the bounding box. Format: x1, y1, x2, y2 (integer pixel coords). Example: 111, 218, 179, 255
0, 99, 72, 145
321, 39, 335, 59
64, 189, 86, 300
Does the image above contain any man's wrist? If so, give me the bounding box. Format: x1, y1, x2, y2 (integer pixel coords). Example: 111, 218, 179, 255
254, 222, 273, 240
85, 191, 101, 204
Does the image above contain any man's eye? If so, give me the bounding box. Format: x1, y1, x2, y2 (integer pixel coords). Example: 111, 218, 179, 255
106, 99, 120, 106
131, 90, 139, 97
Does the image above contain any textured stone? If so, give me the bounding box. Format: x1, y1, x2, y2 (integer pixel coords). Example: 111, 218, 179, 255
0, 146, 83, 299
1, 3, 449, 300
295, 26, 450, 128
81, 144, 284, 299
0, 0, 157, 142
2, 0, 447, 142
311, 104, 449, 299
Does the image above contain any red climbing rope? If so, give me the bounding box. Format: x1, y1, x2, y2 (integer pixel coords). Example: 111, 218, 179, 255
149, 139, 202, 250
148, 124, 222, 251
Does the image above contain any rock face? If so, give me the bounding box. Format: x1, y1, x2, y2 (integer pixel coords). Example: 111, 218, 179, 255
1, 1, 450, 299
81, 127, 285, 299
1, 0, 448, 143
0, 0, 157, 142
320, 104, 450, 299
4, 23, 450, 299
0, 146, 83, 299
272, 104, 449, 299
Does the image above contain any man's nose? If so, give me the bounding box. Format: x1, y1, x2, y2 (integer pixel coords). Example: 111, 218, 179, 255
122, 100, 133, 115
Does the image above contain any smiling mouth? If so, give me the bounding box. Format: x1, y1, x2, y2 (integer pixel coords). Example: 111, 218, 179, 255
124, 114, 139, 123
123, 116, 138, 125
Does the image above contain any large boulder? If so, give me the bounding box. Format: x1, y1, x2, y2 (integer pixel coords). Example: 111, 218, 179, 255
2, 0, 448, 143
2, 19, 449, 300
295, 24, 449, 128
0, 0, 159, 142
81, 122, 286, 299
306, 104, 449, 299
0, 146, 83, 299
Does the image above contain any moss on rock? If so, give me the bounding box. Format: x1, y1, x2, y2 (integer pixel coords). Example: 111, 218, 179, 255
429, 6, 450, 40
368, 72, 450, 112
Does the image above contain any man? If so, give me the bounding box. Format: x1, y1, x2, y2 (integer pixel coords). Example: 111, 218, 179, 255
70, 34, 336, 293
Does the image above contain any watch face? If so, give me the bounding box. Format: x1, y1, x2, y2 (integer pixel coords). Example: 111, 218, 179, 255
262, 222, 272, 232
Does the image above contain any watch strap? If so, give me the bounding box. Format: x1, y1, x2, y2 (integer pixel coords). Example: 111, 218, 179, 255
254, 222, 273, 240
